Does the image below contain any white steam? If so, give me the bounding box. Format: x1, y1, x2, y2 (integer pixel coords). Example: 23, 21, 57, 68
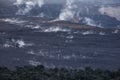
99, 6, 120, 21
83, 17, 96, 26
58, 0, 79, 22
83, 17, 102, 27
14, 0, 44, 15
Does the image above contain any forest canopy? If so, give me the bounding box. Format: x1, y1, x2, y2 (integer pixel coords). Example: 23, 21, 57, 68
0, 65, 120, 80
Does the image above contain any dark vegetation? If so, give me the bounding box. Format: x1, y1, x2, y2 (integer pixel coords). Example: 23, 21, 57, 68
0, 65, 120, 80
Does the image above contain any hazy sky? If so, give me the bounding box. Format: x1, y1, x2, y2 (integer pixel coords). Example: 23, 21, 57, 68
45, 0, 120, 4
0, 0, 120, 5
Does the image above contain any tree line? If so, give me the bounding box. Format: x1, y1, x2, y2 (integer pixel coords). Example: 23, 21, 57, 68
0, 65, 120, 80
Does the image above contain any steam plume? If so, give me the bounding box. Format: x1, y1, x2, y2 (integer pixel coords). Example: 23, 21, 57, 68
99, 6, 120, 21
14, 0, 44, 15
58, 0, 79, 22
